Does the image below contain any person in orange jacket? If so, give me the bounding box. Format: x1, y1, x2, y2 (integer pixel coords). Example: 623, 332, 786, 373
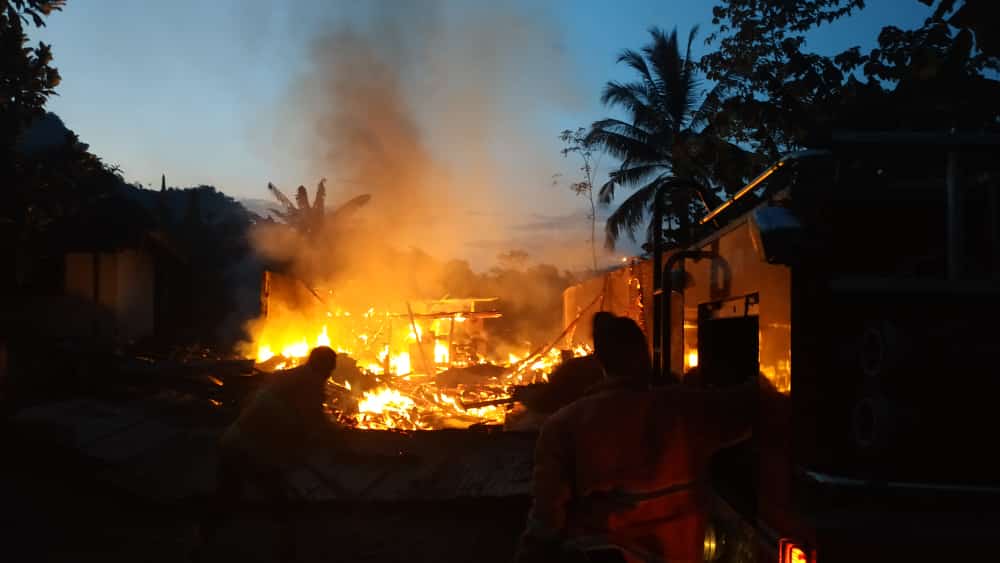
194, 346, 340, 562
515, 313, 755, 563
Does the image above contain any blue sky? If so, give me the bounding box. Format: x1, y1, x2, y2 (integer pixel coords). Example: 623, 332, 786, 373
33, 0, 931, 269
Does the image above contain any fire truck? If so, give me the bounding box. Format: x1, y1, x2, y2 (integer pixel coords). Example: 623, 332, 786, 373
565, 130, 1000, 562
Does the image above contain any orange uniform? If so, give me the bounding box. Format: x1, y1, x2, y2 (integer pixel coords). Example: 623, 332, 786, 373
517, 377, 755, 563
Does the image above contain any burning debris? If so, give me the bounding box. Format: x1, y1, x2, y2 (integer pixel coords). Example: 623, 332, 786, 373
244, 168, 584, 431
249, 286, 591, 430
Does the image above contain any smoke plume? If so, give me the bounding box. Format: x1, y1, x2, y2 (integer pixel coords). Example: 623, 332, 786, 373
244, 1, 588, 355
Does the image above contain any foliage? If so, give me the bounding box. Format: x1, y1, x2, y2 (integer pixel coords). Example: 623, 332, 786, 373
702, 0, 867, 158
0, 0, 65, 154
558, 127, 600, 271
261, 179, 371, 239
702, 0, 1000, 158
587, 27, 756, 250
852, 0, 1000, 131
3, 114, 124, 246
918, 0, 999, 59
128, 181, 262, 347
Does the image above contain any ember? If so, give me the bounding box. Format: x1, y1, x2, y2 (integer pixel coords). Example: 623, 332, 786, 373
248, 291, 591, 430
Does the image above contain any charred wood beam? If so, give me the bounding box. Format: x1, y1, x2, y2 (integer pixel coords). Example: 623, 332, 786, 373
406, 301, 434, 376
389, 311, 502, 320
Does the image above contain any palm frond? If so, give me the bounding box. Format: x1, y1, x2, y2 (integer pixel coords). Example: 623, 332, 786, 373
587, 124, 662, 164
588, 118, 652, 142
617, 48, 663, 114
690, 74, 732, 130
267, 182, 296, 212
313, 178, 326, 210
269, 208, 290, 222
616, 49, 655, 87
608, 163, 667, 190
604, 181, 658, 249
646, 27, 699, 130
295, 185, 310, 211
597, 178, 618, 205
600, 81, 662, 127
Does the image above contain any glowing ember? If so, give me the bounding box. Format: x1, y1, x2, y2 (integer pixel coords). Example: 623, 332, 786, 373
391, 352, 412, 376
257, 345, 275, 363
357, 387, 418, 429
249, 300, 593, 430
686, 349, 699, 369
434, 340, 449, 364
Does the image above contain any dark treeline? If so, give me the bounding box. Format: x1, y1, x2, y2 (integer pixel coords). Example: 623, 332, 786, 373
575, 0, 1000, 252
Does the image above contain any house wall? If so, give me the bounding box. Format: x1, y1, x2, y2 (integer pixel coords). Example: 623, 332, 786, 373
114, 249, 154, 342
562, 260, 652, 350
685, 220, 792, 394
64, 249, 155, 343
65, 253, 96, 301
98, 252, 118, 310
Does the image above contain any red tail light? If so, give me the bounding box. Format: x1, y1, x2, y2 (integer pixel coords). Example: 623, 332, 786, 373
779, 539, 816, 563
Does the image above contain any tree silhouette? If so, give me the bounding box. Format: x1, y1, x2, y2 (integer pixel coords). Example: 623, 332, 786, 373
262, 179, 371, 239
702, 0, 1000, 155
0, 0, 65, 155
558, 128, 601, 272
587, 27, 754, 250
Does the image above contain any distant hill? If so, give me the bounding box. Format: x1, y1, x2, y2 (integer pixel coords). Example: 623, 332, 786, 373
16, 112, 88, 155
118, 182, 257, 230
238, 198, 280, 221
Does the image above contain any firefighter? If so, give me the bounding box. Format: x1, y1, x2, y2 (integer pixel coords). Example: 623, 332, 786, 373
193, 346, 340, 562
515, 313, 755, 563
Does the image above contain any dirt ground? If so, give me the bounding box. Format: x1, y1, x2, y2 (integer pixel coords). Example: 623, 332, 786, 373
1, 427, 530, 563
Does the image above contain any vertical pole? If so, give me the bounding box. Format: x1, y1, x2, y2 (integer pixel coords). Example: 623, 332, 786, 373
384, 317, 392, 376
260, 270, 271, 319
447, 317, 455, 369
406, 302, 433, 376
946, 151, 963, 280
651, 202, 664, 380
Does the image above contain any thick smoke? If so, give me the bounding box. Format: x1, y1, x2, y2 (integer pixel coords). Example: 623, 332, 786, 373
285, 1, 582, 258
245, 2, 588, 355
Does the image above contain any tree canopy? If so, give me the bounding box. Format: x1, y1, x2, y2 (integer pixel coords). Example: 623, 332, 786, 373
582, 0, 1000, 250
0, 0, 64, 154
587, 27, 755, 250
701, 0, 1000, 158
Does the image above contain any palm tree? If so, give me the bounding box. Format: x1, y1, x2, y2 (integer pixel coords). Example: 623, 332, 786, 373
261, 178, 371, 238
587, 27, 754, 251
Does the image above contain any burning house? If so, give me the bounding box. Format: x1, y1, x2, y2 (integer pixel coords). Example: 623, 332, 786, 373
239, 174, 591, 433
247, 268, 588, 431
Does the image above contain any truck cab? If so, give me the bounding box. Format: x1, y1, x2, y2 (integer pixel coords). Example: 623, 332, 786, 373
665, 132, 1000, 562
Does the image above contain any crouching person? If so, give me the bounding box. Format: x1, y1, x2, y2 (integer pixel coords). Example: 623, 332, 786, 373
193, 346, 340, 563
515, 313, 755, 563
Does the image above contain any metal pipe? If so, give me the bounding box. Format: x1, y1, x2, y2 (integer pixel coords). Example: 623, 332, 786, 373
658, 250, 713, 381
700, 161, 784, 225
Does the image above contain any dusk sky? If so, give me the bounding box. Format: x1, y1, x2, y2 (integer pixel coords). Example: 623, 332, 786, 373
33, 0, 931, 269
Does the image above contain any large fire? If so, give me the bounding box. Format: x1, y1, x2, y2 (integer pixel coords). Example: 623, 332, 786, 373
250, 300, 590, 430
